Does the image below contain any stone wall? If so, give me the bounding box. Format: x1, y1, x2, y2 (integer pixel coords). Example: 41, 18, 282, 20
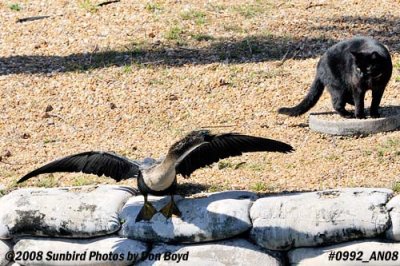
0, 185, 399, 265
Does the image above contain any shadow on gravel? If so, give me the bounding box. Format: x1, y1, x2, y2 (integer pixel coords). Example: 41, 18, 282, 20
0, 35, 334, 75
311, 15, 400, 52
0, 15, 398, 75
175, 183, 210, 196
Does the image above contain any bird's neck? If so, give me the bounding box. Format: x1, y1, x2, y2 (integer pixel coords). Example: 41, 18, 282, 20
167, 142, 204, 166
142, 157, 176, 191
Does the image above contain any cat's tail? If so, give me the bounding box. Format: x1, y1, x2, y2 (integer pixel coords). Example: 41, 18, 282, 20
278, 77, 324, 116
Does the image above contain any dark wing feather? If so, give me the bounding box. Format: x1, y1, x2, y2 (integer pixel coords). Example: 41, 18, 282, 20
176, 133, 293, 177
17, 151, 140, 183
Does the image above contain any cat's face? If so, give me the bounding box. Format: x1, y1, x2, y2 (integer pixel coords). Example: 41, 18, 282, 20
351, 51, 384, 79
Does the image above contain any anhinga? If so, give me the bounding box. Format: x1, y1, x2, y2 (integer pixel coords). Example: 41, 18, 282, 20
17, 130, 294, 222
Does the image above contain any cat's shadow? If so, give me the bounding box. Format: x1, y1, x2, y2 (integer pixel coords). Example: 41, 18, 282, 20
310, 105, 400, 119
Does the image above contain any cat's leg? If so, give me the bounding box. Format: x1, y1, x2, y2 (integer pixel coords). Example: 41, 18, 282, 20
330, 88, 353, 118
352, 88, 366, 119
370, 86, 385, 118
345, 91, 354, 106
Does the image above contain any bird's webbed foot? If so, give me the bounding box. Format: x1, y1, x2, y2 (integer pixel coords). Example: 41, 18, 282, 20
135, 199, 157, 222
160, 196, 181, 219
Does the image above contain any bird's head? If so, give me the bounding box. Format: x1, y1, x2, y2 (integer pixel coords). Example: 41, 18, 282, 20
168, 130, 212, 156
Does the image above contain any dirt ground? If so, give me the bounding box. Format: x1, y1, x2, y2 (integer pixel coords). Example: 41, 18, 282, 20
0, 0, 400, 195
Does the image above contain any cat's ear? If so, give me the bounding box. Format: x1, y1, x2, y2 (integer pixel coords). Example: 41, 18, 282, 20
351, 51, 366, 67
350, 51, 363, 62
370, 51, 379, 61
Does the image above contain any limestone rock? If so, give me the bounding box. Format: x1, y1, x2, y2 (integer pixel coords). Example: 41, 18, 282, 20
137, 238, 283, 266
0, 240, 12, 266
0, 185, 136, 238
13, 236, 148, 266
0, 224, 10, 240
289, 239, 400, 265
119, 191, 256, 243
250, 188, 391, 250
385, 195, 400, 241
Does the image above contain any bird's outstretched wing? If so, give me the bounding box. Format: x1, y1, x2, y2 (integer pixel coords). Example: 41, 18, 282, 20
17, 151, 140, 183
175, 133, 294, 178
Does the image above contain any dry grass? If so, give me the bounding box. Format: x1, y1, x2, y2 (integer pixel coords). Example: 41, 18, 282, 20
1, 0, 400, 195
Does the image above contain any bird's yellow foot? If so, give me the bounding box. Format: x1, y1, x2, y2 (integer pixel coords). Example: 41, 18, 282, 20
160, 199, 181, 219
135, 201, 157, 222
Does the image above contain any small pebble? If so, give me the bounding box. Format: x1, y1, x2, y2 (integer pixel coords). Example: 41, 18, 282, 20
45, 105, 54, 112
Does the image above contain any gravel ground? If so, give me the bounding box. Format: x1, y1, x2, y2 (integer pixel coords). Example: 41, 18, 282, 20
0, 0, 400, 194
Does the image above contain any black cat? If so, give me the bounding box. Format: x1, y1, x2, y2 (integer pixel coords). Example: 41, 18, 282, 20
278, 36, 392, 119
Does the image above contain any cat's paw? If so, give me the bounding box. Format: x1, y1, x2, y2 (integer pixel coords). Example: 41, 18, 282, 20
370, 112, 380, 118
338, 111, 354, 119
355, 111, 366, 119
355, 114, 367, 119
